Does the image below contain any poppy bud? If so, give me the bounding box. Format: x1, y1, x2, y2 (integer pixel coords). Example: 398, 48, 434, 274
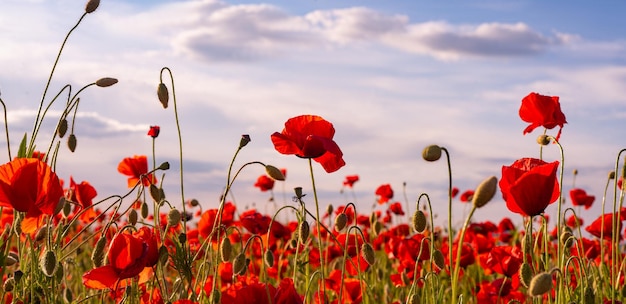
3, 253, 17, 267
528, 272, 553, 297
34, 226, 48, 243
128, 209, 138, 226
157, 83, 169, 109
609, 171, 616, 179
95, 77, 118, 87
189, 198, 199, 207
265, 165, 285, 181
433, 249, 445, 270
13, 217, 21, 235
298, 221, 310, 244
407, 293, 420, 304
361, 243, 376, 266
422, 145, 442, 162
326, 204, 334, 216
335, 213, 348, 231
3, 277, 14, 292
210, 290, 221, 304
85, 0, 100, 13
167, 208, 181, 227
63, 288, 73, 303
560, 228, 574, 248
68, 134, 77, 152
584, 286, 595, 303
150, 184, 163, 202
373, 221, 383, 236
289, 238, 298, 249
58, 119, 68, 138
294, 187, 304, 199
472, 176, 498, 208
412, 210, 427, 233
157, 162, 170, 171
158, 245, 169, 266
62, 199, 72, 218
536, 134, 551, 145
573, 169, 578, 176
141, 201, 149, 218
40, 250, 57, 277
263, 249, 274, 267
233, 253, 246, 275
400, 270, 410, 286
239, 134, 251, 148
220, 238, 232, 262
91, 237, 106, 267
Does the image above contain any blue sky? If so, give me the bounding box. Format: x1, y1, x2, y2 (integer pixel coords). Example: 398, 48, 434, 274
1, 0, 625, 229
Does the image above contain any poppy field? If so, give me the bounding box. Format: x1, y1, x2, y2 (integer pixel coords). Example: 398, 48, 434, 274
2, 1, 626, 303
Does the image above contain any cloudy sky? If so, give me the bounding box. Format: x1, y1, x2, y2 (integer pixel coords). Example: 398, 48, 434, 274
1, 0, 625, 229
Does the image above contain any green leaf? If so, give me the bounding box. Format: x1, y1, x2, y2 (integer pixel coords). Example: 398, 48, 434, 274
17, 133, 27, 158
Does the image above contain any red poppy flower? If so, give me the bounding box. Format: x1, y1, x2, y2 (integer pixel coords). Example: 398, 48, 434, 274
451, 187, 459, 198
566, 214, 584, 228
460, 190, 474, 202
499, 158, 560, 217
254, 175, 275, 192
117, 155, 157, 188
343, 175, 360, 188
0, 158, 64, 233
68, 177, 98, 222
274, 278, 303, 304
569, 188, 595, 209
147, 125, 160, 138
271, 115, 345, 173
239, 209, 271, 234
483, 245, 522, 277
389, 202, 404, 216
375, 184, 394, 204
82, 227, 159, 289
585, 213, 624, 240
519, 92, 567, 141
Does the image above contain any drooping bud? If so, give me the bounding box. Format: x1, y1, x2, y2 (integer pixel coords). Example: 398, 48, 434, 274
34, 226, 48, 243
263, 250, 274, 267
239, 134, 251, 148
91, 237, 107, 267
298, 221, 310, 244
167, 209, 181, 227
433, 249, 445, 270
158, 162, 170, 170
536, 134, 551, 146
422, 145, 442, 162
584, 286, 595, 303
233, 253, 246, 275
158, 245, 169, 266
95, 77, 118, 87
40, 250, 57, 277
68, 134, 77, 152
149, 184, 162, 202
265, 165, 285, 181
62, 199, 72, 218
609, 171, 616, 180
63, 288, 73, 303
128, 209, 138, 226
58, 119, 68, 138
141, 201, 149, 218
406, 293, 420, 304
334, 213, 348, 231
560, 228, 574, 248
528, 272, 553, 297
210, 290, 221, 304
3, 253, 18, 267
360, 243, 376, 266
412, 210, 427, 233
220, 238, 232, 262
472, 176, 498, 208
189, 199, 199, 207
85, 0, 100, 13
157, 83, 169, 109
3, 277, 14, 292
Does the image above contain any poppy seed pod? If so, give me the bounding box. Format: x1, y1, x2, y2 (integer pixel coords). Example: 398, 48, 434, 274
68, 134, 77, 152
239, 134, 251, 148
40, 250, 57, 277
335, 213, 348, 231
294, 187, 304, 199
95, 77, 118, 87
85, 0, 100, 13
157, 83, 169, 109
536, 134, 551, 145
528, 272, 553, 297
361, 243, 376, 266
412, 210, 427, 233
422, 145, 442, 162
220, 238, 232, 262
3, 277, 14, 292
472, 176, 498, 208
265, 165, 285, 181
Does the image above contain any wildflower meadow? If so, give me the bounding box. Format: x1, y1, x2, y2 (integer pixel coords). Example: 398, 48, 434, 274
1, 1, 626, 303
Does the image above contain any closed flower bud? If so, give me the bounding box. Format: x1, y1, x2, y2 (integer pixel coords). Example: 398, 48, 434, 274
233, 253, 246, 275
361, 243, 375, 266
68, 134, 77, 152
210, 290, 221, 304
433, 249, 445, 270
141, 201, 149, 218
58, 119, 68, 138
63, 288, 73, 303
158, 162, 170, 170
167, 209, 181, 227
128, 209, 138, 226
472, 176, 498, 208
62, 199, 72, 218
584, 286, 595, 303
536, 134, 551, 145
299, 221, 310, 244
239, 134, 251, 148
158, 245, 169, 266
157, 83, 169, 109
3, 277, 14, 292
91, 237, 107, 267
520, 262, 533, 288
528, 272, 553, 297
263, 250, 274, 267
265, 165, 285, 181
560, 228, 574, 248
294, 187, 304, 199
373, 221, 383, 236
3, 253, 17, 267
85, 0, 100, 13
40, 250, 57, 277
412, 210, 427, 233
335, 213, 348, 231
34, 226, 48, 243
95, 77, 118, 87
326, 204, 334, 216
149, 184, 162, 202
189, 199, 200, 207
220, 238, 232, 262
407, 293, 420, 304
422, 145, 442, 162
609, 171, 616, 180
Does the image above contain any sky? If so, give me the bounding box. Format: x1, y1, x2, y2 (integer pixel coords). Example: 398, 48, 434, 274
1, 0, 626, 230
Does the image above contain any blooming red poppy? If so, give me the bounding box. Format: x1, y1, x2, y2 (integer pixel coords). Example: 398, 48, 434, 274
569, 188, 595, 209
271, 115, 345, 173
483, 245, 522, 277
566, 214, 584, 228
117, 155, 157, 188
451, 187, 459, 198
274, 278, 303, 304
343, 175, 360, 188
147, 125, 160, 138
585, 213, 624, 240
460, 190, 474, 202
499, 158, 560, 217
82, 227, 159, 289
375, 184, 393, 204
239, 209, 272, 234
389, 202, 405, 216
519, 92, 567, 140
0, 158, 64, 233
68, 177, 98, 222
254, 175, 275, 192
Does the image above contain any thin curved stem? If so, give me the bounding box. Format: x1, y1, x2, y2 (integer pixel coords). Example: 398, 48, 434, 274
308, 158, 327, 298
0, 98, 10, 159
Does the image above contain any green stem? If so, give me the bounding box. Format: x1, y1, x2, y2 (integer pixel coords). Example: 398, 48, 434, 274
308, 158, 327, 299
450, 205, 476, 303
0, 98, 11, 159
